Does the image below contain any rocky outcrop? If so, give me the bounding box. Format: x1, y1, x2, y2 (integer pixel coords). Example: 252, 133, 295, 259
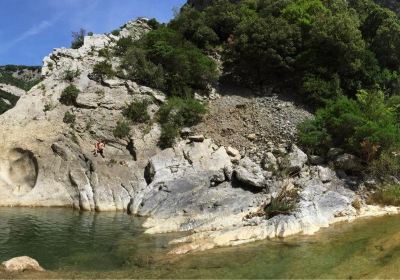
2, 256, 44, 272
0, 17, 398, 257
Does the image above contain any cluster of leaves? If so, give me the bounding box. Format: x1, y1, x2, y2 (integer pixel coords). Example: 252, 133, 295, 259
123, 100, 150, 123
117, 26, 218, 97
0, 89, 19, 115
91, 61, 115, 81
113, 120, 131, 139
158, 97, 206, 148
264, 186, 299, 219
174, 0, 400, 105
63, 111, 76, 125
298, 89, 400, 176
63, 68, 81, 82
59, 85, 80, 106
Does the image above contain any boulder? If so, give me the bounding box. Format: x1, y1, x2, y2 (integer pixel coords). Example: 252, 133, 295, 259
261, 152, 277, 171
226, 146, 241, 163
317, 166, 335, 183
334, 154, 362, 172
327, 147, 344, 159
235, 157, 265, 189
2, 256, 44, 272
286, 145, 308, 173
309, 155, 324, 165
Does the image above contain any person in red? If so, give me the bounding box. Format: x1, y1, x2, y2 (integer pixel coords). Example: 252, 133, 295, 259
93, 139, 105, 158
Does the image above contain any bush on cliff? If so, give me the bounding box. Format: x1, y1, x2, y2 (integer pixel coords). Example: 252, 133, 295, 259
158, 97, 206, 148
60, 85, 80, 106
118, 27, 218, 97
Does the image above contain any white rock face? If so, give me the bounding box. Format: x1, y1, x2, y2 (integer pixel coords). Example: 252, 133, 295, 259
2, 256, 44, 272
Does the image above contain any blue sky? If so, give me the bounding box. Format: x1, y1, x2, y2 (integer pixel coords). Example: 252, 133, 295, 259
0, 0, 186, 66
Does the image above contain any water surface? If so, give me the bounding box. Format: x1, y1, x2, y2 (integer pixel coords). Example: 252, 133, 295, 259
0, 208, 399, 279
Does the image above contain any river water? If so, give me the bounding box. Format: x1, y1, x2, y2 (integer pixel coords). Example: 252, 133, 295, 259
0, 207, 399, 279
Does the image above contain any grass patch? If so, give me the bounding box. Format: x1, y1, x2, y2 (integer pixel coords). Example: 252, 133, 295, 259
264, 185, 299, 219
368, 185, 400, 206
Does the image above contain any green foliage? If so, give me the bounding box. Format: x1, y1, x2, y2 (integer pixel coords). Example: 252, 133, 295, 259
71, 28, 87, 49
63, 111, 76, 125
0, 65, 41, 91
111, 29, 121, 36
369, 151, 400, 179
147, 18, 161, 30
118, 26, 218, 97
368, 184, 400, 206
264, 186, 299, 219
113, 120, 131, 139
98, 48, 111, 58
0, 89, 19, 115
123, 100, 150, 123
63, 69, 81, 82
167, 0, 400, 103
158, 97, 206, 148
60, 85, 80, 106
299, 90, 400, 166
92, 61, 115, 80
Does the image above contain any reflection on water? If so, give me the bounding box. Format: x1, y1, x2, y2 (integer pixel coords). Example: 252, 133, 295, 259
0, 207, 399, 279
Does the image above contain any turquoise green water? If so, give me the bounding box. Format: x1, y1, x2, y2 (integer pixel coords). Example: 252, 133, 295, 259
0, 208, 399, 279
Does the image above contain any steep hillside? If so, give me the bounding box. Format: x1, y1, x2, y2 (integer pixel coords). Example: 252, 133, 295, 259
0, 65, 41, 91
0, 65, 41, 114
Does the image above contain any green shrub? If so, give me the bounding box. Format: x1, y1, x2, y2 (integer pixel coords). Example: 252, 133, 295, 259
158, 97, 206, 148
369, 151, 400, 178
113, 120, 131, 139
118, 26, 218, 97
92, 61, 115, 80
123, 100, 150, 123
111, 29, 121, 36
147, 18, 161, 30
63, 69, 81, 82
264, 186, 299, 219
98, 48, 111, 58
60, 85, 80, 105
159, 122, 180, 149
368, 184, 400, 206
63, 111, 76, 125
298, 90, 400, 161
71, 28, 87, 49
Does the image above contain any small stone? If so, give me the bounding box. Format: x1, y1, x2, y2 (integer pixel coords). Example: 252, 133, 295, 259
226, 146, 240, 158
247, 133, 256, 141
189, 135, 205, 142
334, 154, 362, 172
317, 166, 335, 183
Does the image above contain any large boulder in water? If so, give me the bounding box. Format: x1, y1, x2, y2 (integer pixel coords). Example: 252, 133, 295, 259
2, 256, 45, 272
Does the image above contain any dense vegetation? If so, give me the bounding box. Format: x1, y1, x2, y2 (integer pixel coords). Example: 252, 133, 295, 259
0, 89, 19, 114
0, 65, 41, 91
161, 0, 400, 181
